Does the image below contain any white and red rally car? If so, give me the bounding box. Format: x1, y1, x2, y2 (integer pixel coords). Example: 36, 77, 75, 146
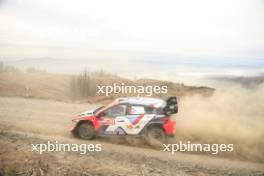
70, 97, 178, 146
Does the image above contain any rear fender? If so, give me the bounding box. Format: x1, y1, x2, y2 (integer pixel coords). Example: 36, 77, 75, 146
140, 119, 176, 136
139, 121, 164, 135
163, 119, 176, 136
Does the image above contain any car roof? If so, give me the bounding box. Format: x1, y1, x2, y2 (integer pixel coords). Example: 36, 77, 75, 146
115, 97, 166, 108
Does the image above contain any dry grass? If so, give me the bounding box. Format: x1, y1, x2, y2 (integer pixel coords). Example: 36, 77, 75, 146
0, 72, 71, 101
0, 72, 215, 103
0, 139, 58, 176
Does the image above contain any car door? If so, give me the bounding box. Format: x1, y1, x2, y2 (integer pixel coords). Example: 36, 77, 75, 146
97, 104, 127, 135
123, 105, 152, 135
105, 105, 149, 135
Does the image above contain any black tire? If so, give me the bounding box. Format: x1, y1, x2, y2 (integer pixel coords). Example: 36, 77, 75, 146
146, 126, 166, 148
77, 123, 95, 140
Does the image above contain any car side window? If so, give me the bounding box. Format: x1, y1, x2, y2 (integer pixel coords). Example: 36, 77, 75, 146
128, 105, 145, 115
144, 106, 163, 114
104, 104, 127, 118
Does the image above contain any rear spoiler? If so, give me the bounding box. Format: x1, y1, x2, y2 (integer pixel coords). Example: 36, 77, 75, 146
163, 96, 178, 115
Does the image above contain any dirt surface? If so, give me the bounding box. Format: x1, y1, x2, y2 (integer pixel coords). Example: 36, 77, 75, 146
0, 97, 264, 176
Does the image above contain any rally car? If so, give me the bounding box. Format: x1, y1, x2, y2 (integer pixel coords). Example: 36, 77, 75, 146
70, 97, 178, 146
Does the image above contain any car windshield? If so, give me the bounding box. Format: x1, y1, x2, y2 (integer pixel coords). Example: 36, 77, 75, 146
93, 106, 105, 114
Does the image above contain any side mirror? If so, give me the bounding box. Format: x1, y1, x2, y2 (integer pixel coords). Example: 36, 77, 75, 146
97, 112, 105, 118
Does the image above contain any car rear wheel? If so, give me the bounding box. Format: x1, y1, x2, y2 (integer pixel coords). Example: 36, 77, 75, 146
146, 126, 166, 148
77, 123, 95, 140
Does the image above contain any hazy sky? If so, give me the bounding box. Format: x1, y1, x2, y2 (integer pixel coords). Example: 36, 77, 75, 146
0, 0, 264, 81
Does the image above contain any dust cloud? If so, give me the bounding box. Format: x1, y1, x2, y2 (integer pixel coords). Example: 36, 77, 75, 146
174, 83, 264, 162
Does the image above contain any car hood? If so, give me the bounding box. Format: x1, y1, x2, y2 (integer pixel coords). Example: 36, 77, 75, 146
78, 106, 105, 117
79, 108, 96, 116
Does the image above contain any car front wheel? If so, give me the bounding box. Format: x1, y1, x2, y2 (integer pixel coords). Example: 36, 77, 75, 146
77, 123, 95, 140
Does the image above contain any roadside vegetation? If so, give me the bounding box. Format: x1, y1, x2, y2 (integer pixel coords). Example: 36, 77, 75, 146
0, 62, 214, 102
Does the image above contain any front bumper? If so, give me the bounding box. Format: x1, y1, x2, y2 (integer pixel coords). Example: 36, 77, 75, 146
70, 119, 79, 134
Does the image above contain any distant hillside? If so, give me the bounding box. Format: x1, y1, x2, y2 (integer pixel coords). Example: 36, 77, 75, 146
212, 75, 264, 88
0, 70, 215, 102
